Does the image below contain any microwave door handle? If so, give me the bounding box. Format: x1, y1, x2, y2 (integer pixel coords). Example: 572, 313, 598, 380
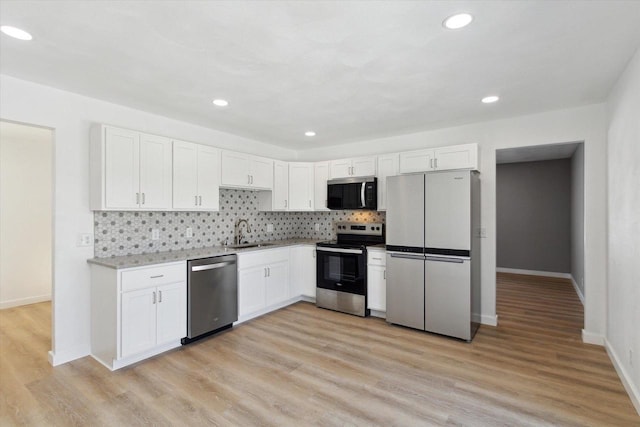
361, 182, 366, 207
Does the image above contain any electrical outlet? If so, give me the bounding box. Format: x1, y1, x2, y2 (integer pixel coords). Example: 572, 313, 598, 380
267, 224, 274, 233
77, 233, 93, 247
151, 229, 160, 240
185, 227, 193, 238
480, 228, 487, 238
315, 223, 320, 231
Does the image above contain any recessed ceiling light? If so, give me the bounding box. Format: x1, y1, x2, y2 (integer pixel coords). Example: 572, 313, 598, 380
212, 99, 229, 107
443, 13, 473, 30
304, 131, 316, 137
0, 25, 33, 41
481, 95, 500, 104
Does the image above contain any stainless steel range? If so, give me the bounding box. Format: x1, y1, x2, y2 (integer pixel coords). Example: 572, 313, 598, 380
316, 222, 384, 317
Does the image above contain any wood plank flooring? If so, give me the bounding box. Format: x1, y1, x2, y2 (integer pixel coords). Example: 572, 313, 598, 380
1, 273, 638, 426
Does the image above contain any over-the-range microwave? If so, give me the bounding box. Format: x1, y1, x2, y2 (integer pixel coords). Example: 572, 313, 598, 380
327, 176, 377, 210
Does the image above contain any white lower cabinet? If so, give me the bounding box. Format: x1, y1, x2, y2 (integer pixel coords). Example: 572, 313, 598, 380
289, 245, 316, 299
90, 261, 186, 370
237, 248, 291, 321
367, 249, 386, 315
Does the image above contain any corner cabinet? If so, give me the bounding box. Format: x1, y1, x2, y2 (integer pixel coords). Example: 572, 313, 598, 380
399, 143, 478, 174
90, 125, 172, 210
220, 150, 273, 190
237, 248, 291, 322
172, 140, 220, 211
90, 261, 186, 370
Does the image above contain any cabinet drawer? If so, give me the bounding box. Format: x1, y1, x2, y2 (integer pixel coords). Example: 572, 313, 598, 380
367, 250, 386, 266
238, 248, 289, 269
121, 262, 186, 293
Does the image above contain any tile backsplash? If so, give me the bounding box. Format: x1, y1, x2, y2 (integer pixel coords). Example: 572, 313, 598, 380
94, 189, 385, 257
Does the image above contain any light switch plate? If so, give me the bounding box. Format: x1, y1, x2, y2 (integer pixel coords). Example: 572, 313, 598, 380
315, 223, 320, 231
185, 227, 193, 238
77, 233, 93, 247
152, 229, 160, 240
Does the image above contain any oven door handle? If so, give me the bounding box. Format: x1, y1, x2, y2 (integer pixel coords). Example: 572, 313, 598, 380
316, 247, 364, 255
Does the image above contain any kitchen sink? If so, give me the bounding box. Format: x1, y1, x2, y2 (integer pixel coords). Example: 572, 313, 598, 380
228, 242, 277, 249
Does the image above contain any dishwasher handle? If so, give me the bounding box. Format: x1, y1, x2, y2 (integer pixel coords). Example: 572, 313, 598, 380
191, 261, 234, 272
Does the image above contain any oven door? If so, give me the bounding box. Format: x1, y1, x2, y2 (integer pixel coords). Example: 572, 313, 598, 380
316, 247, 366, 295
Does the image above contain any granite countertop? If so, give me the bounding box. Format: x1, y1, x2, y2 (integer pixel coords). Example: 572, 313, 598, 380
87, 238, 323, 269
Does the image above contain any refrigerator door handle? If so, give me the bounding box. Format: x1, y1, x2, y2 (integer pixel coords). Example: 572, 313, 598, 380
389, 253, 425, 261
425, 256, 465, 264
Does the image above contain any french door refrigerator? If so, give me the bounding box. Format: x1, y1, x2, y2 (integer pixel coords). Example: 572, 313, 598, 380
385, 170, 480, 341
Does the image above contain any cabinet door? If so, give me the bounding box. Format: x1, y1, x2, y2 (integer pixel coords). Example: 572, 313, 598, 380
221, 151, 250, 187
289, 163, 314, 211
376, 154, 399, 211
197, 145, 221, 210
314, 162, 329, 211
156, 282, 187, 345
250, 156, 274, 189
121, 288, 156, 357
352, 156, 377, 177
367, 265, 386, 311
139, 133, 172, 209
433, 143, 478, 171
289, 246, 316, 298
238, 266, 266, 317
265, 261, 290, 307
172, 140, 199, 209
272, 161, 289, 211
105, 126, 140, 209
329, 159, 352, 179
399, 149, 435, 174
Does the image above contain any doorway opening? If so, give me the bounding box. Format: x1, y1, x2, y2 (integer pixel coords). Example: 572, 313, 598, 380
495, 142, 585, 333
0, 120, 54, 349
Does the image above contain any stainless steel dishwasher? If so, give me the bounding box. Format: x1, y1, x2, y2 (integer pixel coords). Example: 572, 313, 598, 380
182, 254, 237, 344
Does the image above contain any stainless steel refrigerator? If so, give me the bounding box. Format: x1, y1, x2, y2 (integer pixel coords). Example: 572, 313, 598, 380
385, 170, 481, 341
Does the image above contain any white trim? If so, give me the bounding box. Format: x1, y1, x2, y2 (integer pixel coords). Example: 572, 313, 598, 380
480, 314, 498, 326
496, 267, 571, 279
605, 339, 640, 415
581, 329, 605, 346
370, 309, 386, 319
47, 344, 91, 366
0, 294, 51, 309
570, 275, 585, 306
236, 296, 303, 324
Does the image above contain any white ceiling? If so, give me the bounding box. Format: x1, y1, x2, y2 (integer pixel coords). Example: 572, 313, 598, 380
496, 142, 580, 164
1, 1, 639, 150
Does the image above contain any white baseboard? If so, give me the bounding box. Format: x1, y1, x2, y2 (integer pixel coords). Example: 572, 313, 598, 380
370, 309, 386, 319
605, 339, 640, 415
581, 329, 605, 346
570, 275, 585, 306
480, 314, 498, 327
0, 294, 51, 309
496, 268, 571, 279
48, 344, 91, 367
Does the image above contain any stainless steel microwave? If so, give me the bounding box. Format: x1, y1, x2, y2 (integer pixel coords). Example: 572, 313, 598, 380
327, 176, 377, 210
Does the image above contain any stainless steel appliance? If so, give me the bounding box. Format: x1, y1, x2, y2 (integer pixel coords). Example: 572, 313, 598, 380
316, 222, 384, 316
386, 170, 481, 341
327, 176, 377, 210
182, 254, 238, 344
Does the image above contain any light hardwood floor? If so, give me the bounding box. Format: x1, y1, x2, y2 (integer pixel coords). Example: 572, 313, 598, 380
1, 274, 638, 426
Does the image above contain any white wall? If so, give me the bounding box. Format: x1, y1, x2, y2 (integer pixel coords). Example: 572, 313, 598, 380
0, 74, 297, 365
299, 104, 609, 336
0, 122, 53, 308
606, 48, 640, 413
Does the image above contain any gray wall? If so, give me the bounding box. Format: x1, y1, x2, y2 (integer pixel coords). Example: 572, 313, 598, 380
497, 159, 571, 273
571, 144, 585, 296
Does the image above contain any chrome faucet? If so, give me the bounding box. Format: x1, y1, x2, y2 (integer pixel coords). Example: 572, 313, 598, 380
234, 218, 252, 245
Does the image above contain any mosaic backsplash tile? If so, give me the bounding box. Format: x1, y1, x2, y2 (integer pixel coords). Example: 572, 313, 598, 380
95, 189, 385, 257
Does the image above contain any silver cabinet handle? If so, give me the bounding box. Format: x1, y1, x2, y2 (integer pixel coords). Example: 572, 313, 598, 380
195, 195, 198, 206
372, 257, 382, 260
384, 270, 386, 279
142, 193, 146, 204
158, 290, 162, 303
284, 199, 287, 208
152, 291, 156, 304
267, 267, 271, 277
199, 195, 202, 206
136, 193, 140, 204
434, 158, 438, 169
150, 274, 164, 278
248, 175, 251, 184
430, 158, 433, 169
250, 175, 254, 184
264, 267, 267, 277
308, 200, 311, 208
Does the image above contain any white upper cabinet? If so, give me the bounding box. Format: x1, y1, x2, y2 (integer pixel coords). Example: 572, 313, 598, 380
91, 125, 172, 211
376, 153, 399, 211
288, 163, 314, 211
329, 156, 377, 179
220, 150, 274, 189
172, 140, 220, 211
399, 143, 478, 174
272, 160, 289, 211
314, 161, 330, 211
